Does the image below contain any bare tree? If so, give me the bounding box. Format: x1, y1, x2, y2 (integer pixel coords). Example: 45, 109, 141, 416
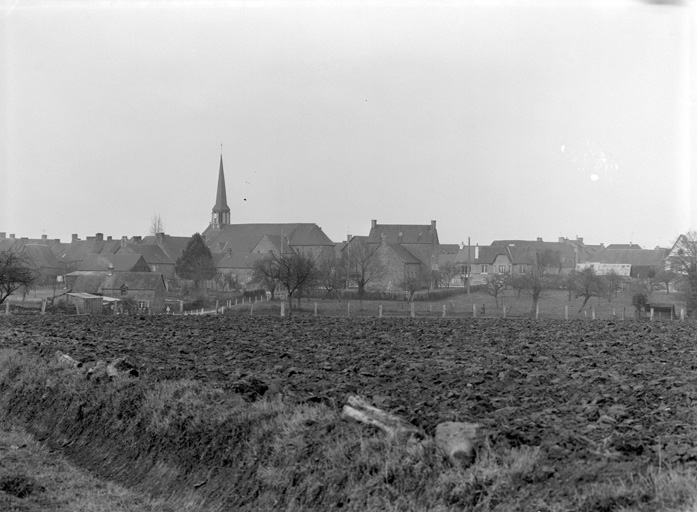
666, 231, 697, 312
252, 256, 281, 300
572, 267, 606, 312
437, 260, 459, 288
604, 269, 625, 299
523, 249, 560, 316
654, 269, 677, 294
274, 251, 319, 314
149, 213, 165, 236
485, 272, 510, 308
0, 249, 36, 305
318, 254, 346, 300
345, 239, 388, 300
401, 265, 429, 301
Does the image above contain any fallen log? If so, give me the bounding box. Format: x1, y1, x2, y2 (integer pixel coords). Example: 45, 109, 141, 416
55, 351, 82, 369
342, 395, 422, 441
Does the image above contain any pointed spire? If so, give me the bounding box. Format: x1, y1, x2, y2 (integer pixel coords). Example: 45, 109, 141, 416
212, 152, 231, 227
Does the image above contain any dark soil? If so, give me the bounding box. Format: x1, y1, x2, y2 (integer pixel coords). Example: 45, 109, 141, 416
2, 315, 697, 507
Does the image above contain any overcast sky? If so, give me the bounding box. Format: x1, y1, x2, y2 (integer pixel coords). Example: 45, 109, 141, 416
1, 0, 694, 249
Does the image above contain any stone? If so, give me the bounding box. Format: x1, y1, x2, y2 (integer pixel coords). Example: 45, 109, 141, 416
435, 421, 482, 468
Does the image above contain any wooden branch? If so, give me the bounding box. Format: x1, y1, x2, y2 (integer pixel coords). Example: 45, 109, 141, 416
342, 395, 421, 440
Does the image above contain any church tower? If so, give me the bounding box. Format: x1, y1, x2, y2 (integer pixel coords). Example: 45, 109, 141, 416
211, 154, 231, 229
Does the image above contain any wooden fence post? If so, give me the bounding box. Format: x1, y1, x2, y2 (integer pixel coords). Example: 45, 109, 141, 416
280, 301, 285, 317
410, 302, 415, 318
314, 302, 318, 317
442, 304, 446, 318
535, 304, 539, 319
473, 304, 477, 318
379, 304, 383, 318
591, 307, 596, 320
650, 308, 654, 321
565, 305, 568, 321
681, 308, 685, 321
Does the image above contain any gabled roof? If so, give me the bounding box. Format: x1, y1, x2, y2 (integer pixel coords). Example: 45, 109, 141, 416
101, 272, 166, 291
117, 244, 172, 265
203, 223, 335, 253
214, 252, 265, 270
588, 248, 668, 266
367, 223, 438, 245
20, 244, 64, 270
386, 243, 423, 264
56, 239, 122, 263
65, 271, 106, 294
140, 234, 191, 261
77, 254, 149, 272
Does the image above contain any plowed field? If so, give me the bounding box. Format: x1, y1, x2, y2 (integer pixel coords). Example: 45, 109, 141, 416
2, 315, 697, 506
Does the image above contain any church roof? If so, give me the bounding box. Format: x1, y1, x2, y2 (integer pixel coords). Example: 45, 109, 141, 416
203, 223, 334, 253
213, 155, 230, 213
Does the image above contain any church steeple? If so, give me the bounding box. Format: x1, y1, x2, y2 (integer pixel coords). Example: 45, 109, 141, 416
211, 152, 231, 229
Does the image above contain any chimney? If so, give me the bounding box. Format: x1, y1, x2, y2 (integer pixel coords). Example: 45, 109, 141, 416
381, 233, 387, 246
474, 244, 479, 260
121, 236, 128, 248
346, 234, 352, 242
0, 233, 5, 239
107, 236, 112, 241
430, 220, 436, 230
21, 237, 28, 241
96, 233, 104, 242
9, 234, 15, 239
41, 234, 47, 241
72, 234, 78, 242
155, 232, 164, 244
133, 236, 142, 243
558, 237, 565, 243
576, 236, 584, 244
371, 219, 377, 229
537, 237, 543, 242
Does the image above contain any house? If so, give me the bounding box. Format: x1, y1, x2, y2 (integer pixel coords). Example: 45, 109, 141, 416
55, 233, 123, 272
454, 245, 513, 285
100, 272, 167, 314
586, 248, 668, 278
372, 234, 423, 293
77, 254, 151, 273
366, 220, 440, 271
0, 235, 66, 284
491, 238, 578, 274
117, 243, 175, 279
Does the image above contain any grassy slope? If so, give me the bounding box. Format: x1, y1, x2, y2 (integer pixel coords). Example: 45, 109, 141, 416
1, 342, 697, 512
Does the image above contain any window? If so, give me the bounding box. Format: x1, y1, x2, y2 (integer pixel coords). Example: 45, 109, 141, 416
138, 301, 147, 309
498, 265, 508, 273
481, 265, 488, 274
